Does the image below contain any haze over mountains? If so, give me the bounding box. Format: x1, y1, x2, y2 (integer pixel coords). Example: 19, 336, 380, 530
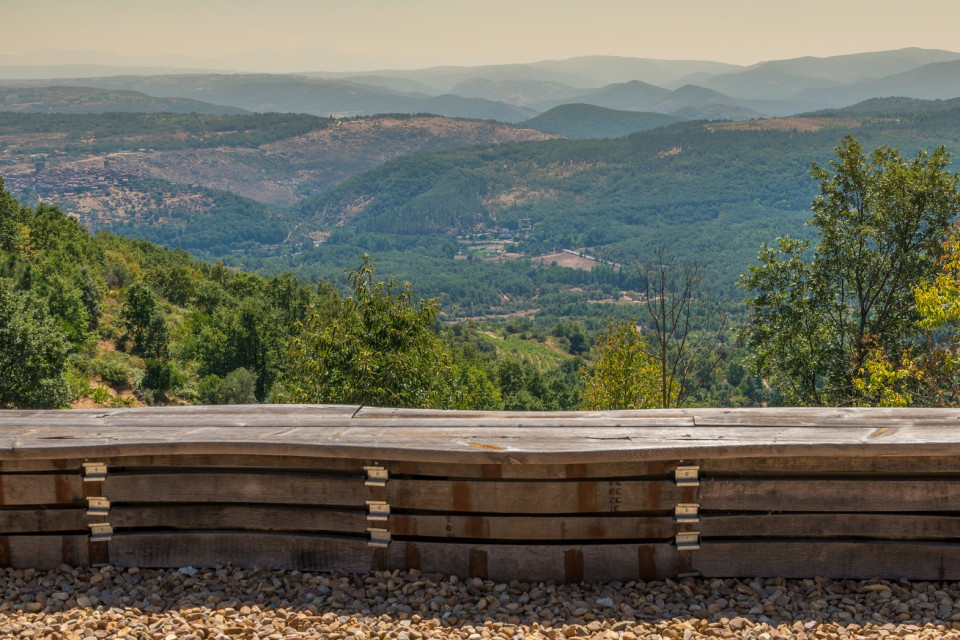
2, 48, 960, 124
4, 47, 960, 318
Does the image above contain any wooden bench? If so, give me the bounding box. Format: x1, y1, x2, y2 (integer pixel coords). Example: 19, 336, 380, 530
0, 405, 958, 581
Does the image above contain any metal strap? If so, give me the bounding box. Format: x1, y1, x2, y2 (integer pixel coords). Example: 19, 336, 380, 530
675, 531, 700, 551
674, 503, 700, 523
90, 523, 113, 542
366, 500, 390, 521
86, 497, 110, 517
364, 466, 388, 487
674, 465, 699, 487
82, 462, 107, 482
367, 527, 391, 547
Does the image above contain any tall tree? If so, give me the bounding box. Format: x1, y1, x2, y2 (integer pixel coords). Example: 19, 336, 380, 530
740, 136, 960, 405
0, 283, 71, 409
120, 282, 169, 359
639, 248, 734, 408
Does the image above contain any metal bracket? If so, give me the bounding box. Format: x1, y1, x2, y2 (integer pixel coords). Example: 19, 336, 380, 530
366, 500, 390, 521
674, 465, 699, 487
367, 527, 391, 547
90, 523, 113, 542
674, 503, 700, 523
86, 497, 110, 517
364, 466, 388, 487
675, 531, 700, 551
82, 462, 107, 482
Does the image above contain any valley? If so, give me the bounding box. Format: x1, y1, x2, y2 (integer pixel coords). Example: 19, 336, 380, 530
3, 50, 960, 326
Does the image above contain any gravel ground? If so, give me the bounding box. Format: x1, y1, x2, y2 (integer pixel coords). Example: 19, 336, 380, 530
0, 565, 958, 639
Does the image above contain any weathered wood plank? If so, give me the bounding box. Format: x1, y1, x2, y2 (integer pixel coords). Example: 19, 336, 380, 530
103, 473, 366, 506
11, 454, 960, 478
692, 541, 960, 580
109, 532, 374, 572
700, 455, 960, 476
0, 474, 84, 506
389, 460, 676, 479
110, 505, 368, 534
0, 509, 87, 534
387, 479, 692, 513
700, 478, 960, 511
386, 541, 677, 582
701, 514, 960, 539
391, 514, 678, 540
2, 406, 960, 464
0, 535, 88, 569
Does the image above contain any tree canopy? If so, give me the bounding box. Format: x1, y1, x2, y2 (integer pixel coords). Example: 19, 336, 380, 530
280, 257, 497, 408
580, 319, 665, 410
740, 136, 960, 406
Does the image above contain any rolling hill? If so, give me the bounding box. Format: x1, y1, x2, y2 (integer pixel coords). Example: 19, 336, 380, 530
0, 86, 248, 115
521, 104, 685, 139
277, 98, 960, 316
1, 74, 537, 122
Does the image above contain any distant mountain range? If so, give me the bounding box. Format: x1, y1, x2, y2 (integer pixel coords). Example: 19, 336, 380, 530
521, 104, 684, 139
1, 48, 960, 133
0, 86, 247, 115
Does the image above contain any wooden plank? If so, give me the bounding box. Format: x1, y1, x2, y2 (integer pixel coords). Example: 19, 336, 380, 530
0, 509, 87, 534
109, 532, 374, 572
0, 404, 361, 428
386, 541, 677, 582
103, 472, 366, 506
3, 424, 960, 464
0, 459, 83, 472
110, 505, 368, 534
2, 406, 960, 466
1, 535, 88, 569
0, 474, 84, 506
391, 514, 677, 540
387, 479, 691, 513
692, 541, 960, 580
700, 478, 960, 511
4, 406, 960, 465
389, 460, 675, 479
10, 454, 960, 479
700, 455, 960, 476
702, 513, 960, 540
104, 455, 367, 473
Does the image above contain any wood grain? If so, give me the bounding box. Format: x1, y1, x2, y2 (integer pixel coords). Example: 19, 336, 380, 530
109, 532, 374, 572
102, 472, 366, 506
2, 406, 960, 464
692, 541, 960, 580
386, 541, 677, 582
0, 474, 84, 506
700, 478, 960, 511
387, 479, 690, 513
110, 505, 368, 534
1, 535, 88, 569
390, 514, 679, 540
0, 508, 87, 534
701, 513, 960, 539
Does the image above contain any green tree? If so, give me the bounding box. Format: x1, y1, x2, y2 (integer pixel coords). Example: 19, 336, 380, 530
120, 282, 169, 359
281, 256, 477, 408
740, 136, 960, 405
854, 228, 960, 406
0, 283, 71, 409
580, 319, 666, 410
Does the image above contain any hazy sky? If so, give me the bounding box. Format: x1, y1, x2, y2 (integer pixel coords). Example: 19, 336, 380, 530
5, 0, 960, 71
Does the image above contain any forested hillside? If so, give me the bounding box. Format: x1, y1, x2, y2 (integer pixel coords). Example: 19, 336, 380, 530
273, 98, 960, 319
0, 178, 592, 411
